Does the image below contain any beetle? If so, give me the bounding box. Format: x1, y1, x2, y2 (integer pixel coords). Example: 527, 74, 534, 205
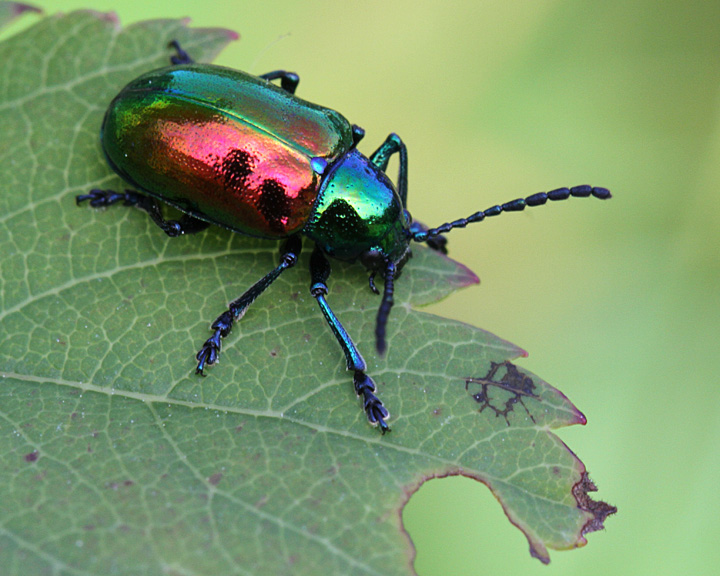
77, 41, 611, 433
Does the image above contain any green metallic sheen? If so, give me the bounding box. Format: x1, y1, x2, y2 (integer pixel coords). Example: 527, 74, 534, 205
304, 149, 410, 261
101, 64, 354, 238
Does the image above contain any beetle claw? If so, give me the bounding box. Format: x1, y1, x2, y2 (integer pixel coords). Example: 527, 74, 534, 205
353, 371, 390, 433
368, 272, 380, 295
196, 330, 222, 374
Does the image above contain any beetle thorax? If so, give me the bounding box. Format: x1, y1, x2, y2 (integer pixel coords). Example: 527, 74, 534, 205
303, 149, 410, 262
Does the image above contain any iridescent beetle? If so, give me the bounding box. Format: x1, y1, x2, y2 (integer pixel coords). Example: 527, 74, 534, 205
78, 42, 611, 432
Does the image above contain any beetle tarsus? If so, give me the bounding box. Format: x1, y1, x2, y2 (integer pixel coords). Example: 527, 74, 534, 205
195, 315, 229, 374
77, 188, 211, 236
168, 40, 194, 65
368, 272, 380, 295
76, 188, 138, 207
354, 371, 390, 433
194, 238, 302, 374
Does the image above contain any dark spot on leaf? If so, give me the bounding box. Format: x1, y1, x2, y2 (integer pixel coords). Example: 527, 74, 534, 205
235, 424, 244, 433
552, 466, 561, 475
269, 348, 279, 358
303, 333, 311, 342
208, 472, 223, 486
83, 525, 95, 531
25, 451, 38, 462
71, 412, 78, 420
432, 408, 442, 416
465, 361, 540, 425
123, 480, 134, 487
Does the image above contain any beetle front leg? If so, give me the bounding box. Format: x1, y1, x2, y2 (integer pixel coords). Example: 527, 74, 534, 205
309, 247, 390, 433
259, 71, 300, 94
369, 134, 448, 253
369, 133, 408, 207
76, 189, 211, 236
195, 236, 302, 374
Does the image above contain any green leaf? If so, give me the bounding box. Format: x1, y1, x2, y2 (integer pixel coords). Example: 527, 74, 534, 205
0, 11, 614, 574
0, 2, 40, 31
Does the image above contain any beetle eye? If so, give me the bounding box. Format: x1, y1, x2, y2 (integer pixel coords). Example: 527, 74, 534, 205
360, 249, 385, 271
403, 210, 412, 225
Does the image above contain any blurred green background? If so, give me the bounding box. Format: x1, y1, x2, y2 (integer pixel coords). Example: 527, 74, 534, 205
9, 1, 719, 574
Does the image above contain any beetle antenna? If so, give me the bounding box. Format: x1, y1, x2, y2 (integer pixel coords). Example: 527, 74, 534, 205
375, 260, 397, 356
411, 185, 611, 242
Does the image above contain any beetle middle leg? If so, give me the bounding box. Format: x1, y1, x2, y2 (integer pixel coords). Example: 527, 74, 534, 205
309, 247, 390, 432
195, 236, 302, 374
76, 189, 210, 236
369, 133, 448, 254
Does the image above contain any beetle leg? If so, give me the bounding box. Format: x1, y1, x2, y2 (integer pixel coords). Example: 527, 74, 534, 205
368, 133, 408, 207
195, 236, 302, 374
168, 40, 194, 65
309, 247, 390, 433
77, 189, 210, 237
351, 125, 365, 148
259, 71, 300, 94
368, 134, 449, 253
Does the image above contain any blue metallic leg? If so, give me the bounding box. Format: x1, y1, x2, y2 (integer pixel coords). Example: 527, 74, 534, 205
195, 236, 302, 373
309, 247, 390, 432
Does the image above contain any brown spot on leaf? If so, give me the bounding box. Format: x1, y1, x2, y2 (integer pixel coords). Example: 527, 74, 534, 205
208, 473, 223, 486
573, 472, 617, 536
25, 451, 38, 462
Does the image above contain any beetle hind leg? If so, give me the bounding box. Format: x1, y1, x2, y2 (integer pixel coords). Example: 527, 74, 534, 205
195, 236, 302, 374
77, 189, 210, 237
309, 247, 390, 433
